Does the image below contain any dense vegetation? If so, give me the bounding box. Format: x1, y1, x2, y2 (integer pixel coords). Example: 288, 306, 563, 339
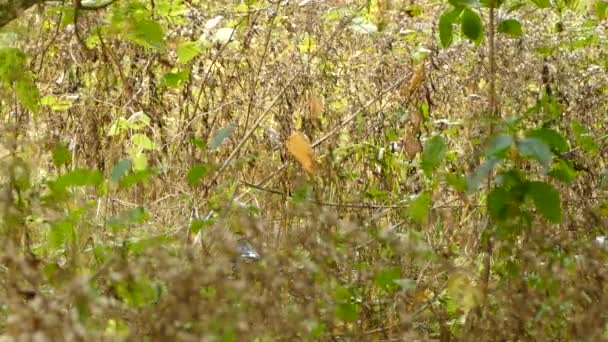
1, 0, 607, 340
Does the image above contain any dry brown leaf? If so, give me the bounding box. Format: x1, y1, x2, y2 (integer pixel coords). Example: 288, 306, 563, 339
403, 135, 422, 160
403, 62, 426, 98
410, 109, 423, 130
308, 94, 324, 119
286, 131, 316, 174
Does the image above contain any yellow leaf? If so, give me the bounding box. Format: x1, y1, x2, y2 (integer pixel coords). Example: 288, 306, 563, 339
286, 131, 316, 174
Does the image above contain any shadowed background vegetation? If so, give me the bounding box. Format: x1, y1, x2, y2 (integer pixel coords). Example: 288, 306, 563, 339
1, 0, 608, 340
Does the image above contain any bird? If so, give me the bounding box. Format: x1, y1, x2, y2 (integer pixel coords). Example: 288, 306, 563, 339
236, 237, 261, 262
189, 207, 261, 263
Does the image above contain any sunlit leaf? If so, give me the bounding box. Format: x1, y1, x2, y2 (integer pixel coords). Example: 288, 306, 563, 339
131, 134, 155, 150
131, 20, 164, 49
176, 41, 201, 64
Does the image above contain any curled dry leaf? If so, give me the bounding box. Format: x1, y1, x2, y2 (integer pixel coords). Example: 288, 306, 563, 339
403, 135, 422, 160
403, 62, 426, 98
286, 131, 316, 174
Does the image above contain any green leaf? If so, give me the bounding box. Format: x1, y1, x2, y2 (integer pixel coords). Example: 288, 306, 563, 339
52, 144, 71, 167
120, 169, 155, 188
527, 128, 569, 154
208, 123, 236, 150
596, 0, 608, 20
191, 138, 206, 150
375, 268, 401, 293
439, 9, 457, 48
110, 159, 132, 183
571, 121, 598, 155
421, 135, 447, 177
52, 169, 103, 192
176, 41, 201, 64
0, 47, 26, 83
187, 163, 209, 186
335, 303, 359, 322
460, 8, 483, 43
126, 112, 151, 130
527, 181, 561, 223
130, 150, 148, 171
131, 133, 155, 150
487, 186, 511, 221
408, 192, 431, 223
467, 156, 500, 193
163, 69, 190, 88
448, 0, 480, 7
131, 20, 164, 49
531, 0, 551, 8
190, 217, 214, 235
49, 219, 74, 249
41, 95, 74, 111
15, 77, 40, 112
517, 137, 553, 166
446, 173, 467, 192
128, 235, 173, 255
497, 19, 523, 37
461, 8, 484, 43
548, 158, 576, 184
486, 134, 513, 158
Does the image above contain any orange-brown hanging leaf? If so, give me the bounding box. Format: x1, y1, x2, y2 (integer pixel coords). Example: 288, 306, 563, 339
286, 131, 316, 174
403, 62, 426, 98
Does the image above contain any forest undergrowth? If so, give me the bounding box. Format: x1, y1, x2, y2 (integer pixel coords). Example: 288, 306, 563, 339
1, 0, 608, 340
